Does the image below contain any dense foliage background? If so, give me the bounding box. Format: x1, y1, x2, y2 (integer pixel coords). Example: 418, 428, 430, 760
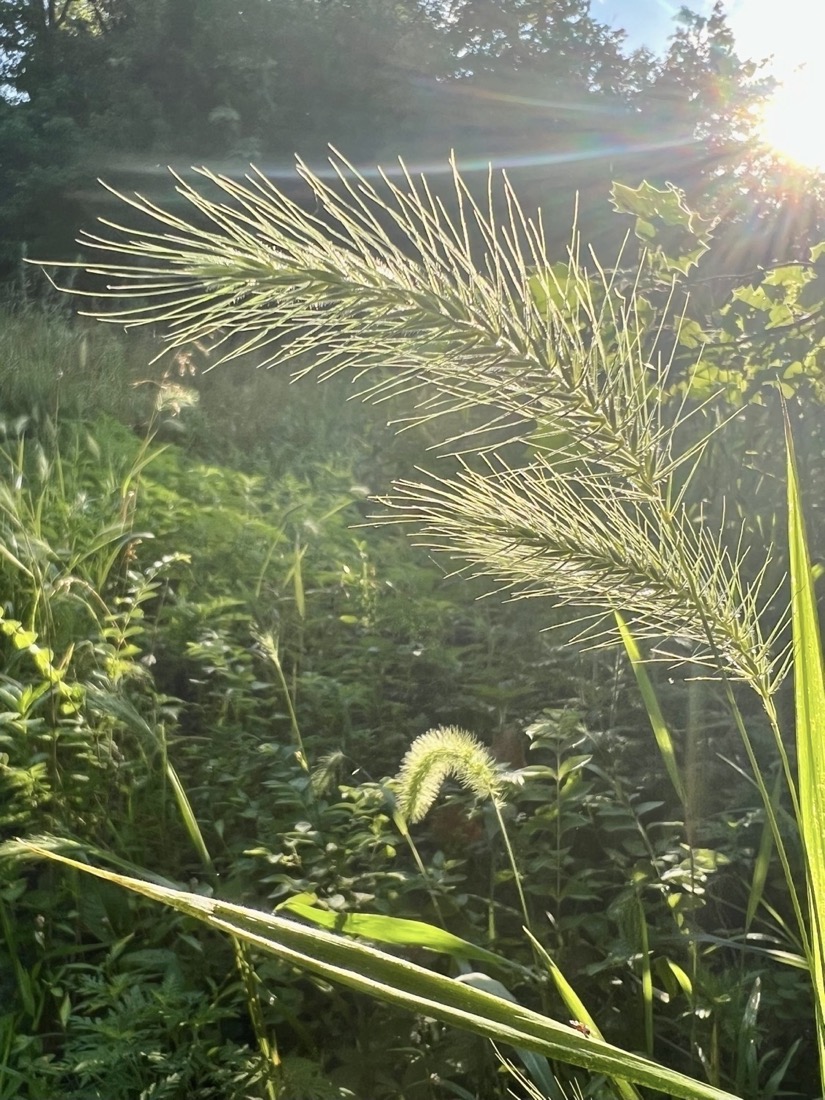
3, 2, 825, 1098
1, 0, 822, 279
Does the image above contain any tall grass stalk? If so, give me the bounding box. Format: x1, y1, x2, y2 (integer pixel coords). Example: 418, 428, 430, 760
256, 629, 309, 771
27, 156, 825, 1094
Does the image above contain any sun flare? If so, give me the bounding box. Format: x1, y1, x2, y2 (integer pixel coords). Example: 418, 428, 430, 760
730, 0, 825, 172
758, 64, 825, 172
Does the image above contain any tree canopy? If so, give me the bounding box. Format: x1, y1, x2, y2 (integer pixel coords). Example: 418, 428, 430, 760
0, 0, 821, 282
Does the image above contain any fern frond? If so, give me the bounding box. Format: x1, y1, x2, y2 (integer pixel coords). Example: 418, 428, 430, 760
396, 726, 502, 824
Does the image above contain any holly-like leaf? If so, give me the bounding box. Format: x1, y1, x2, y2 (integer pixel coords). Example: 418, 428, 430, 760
610, 181, 714, 274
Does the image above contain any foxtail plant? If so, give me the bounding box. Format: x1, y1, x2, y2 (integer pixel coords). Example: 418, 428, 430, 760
395, 726, 645, 1100
24, 156, 825, 1095
396, 725, 531, 935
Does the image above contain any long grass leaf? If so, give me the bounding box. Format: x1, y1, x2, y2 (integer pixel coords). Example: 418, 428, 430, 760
785, 415, 825, 1089
280, 898, 516, 971
165, 760, 215, 874
291, 539, 306, 621
744, 771, 782, 930
13, 845, 744, 1100
526, 931, 643, 1100
615, 612, 687, 805
637, 894, 654, 1057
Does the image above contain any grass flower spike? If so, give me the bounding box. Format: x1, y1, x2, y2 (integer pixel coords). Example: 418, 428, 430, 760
396, 726, 502, 824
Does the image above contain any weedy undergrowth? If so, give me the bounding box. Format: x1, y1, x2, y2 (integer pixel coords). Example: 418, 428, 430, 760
7, 156, 825, 1098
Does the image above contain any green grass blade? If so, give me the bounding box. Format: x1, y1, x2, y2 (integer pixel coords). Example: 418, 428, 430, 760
13, 844, 744, 1100
785, 415, 825, 1089
0, 899, 36, 1018
84, 689, 216, 873
279, 897, 517, 971
637, 893, 654, 1057
292, 539, 306, 621
165, 759, 215, 875
744, 771, 783, 930
616, 612, 687, 805
526, 931, 602, 1039
257, 630, 309, 770
526, 931, 643, 1100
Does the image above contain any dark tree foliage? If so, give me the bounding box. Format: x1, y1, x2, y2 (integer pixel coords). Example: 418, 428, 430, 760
0, 1, 124, 278
0, 99, 81, 280
3, 0, 445, 159
0, 0, 451, 272
0, 1, 123, 125
442, 0, 643, 93
0, 0, 819, 284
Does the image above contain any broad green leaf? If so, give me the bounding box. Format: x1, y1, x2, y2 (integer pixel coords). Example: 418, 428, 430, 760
2, 619, 38, 649
786, 415, 825, 1091
279, 898, 515, 971
763, 264, 810, 291
12, 845, 744, 1100
609, 181, 714, 274
528, 263, 576, 315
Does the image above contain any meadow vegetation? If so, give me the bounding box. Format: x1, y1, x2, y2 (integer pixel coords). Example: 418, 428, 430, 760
2, 169, 825, 1099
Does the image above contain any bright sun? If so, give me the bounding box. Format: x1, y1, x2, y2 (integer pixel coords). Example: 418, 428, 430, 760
758, 64, 825, 172
729, 0, 825, 172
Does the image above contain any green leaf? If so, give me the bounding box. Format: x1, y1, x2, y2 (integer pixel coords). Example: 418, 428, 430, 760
279, 898, 514, 971
528, 263, 577, 315
10, 845, 744, 1100
615, 612, 687, 806
763, 264, 809, 290
786, 414, 825, 1092
609, 181, 714, 274
3, 622, 38, 649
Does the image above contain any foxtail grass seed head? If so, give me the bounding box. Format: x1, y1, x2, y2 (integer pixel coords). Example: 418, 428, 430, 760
396, 726, 502, 823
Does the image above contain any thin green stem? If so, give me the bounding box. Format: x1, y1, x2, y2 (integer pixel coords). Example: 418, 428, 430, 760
259, 632, 309, 772
391, 809, 449, 929
492, 798, 533, 939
